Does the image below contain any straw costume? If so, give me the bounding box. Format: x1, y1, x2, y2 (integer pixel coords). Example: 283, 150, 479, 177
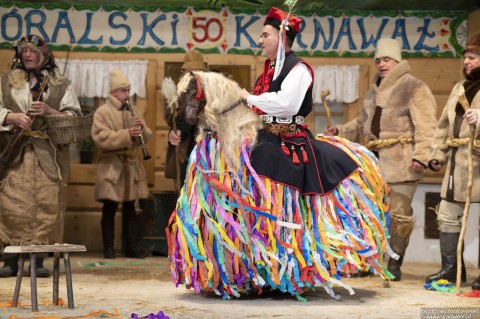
166, 3, 392, 300
0, 35, 82, 278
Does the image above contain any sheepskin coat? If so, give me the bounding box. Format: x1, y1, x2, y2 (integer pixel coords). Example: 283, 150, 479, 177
430, 80, 480, 202
92, 94, 152, 202
337, 60, 437, 183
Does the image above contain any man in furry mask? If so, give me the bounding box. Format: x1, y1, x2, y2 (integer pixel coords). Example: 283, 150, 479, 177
165, 50, 206, 190
324, 38, 438, 280
0, 35, 82, 277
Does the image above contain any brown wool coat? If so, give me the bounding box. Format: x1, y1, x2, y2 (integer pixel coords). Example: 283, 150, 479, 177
92, 95, 152, 202
430, 82, 480, 202
337, 60, 437, 183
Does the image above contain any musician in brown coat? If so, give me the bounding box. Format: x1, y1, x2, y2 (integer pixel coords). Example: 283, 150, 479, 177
0, 35, 81, 277
91, 69, 152, 259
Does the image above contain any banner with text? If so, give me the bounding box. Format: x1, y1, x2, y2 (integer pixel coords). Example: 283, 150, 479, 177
0, 4, 468, 57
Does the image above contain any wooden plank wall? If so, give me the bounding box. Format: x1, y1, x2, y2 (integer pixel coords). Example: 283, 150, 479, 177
0, 50, 466, 192
0, 10, 477, 250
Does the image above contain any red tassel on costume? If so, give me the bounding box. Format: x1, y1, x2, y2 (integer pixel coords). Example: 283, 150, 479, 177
301, 146, 308, 163
292, 146, 300, 164
285, 131, 307, 138
281, 142, 290, 156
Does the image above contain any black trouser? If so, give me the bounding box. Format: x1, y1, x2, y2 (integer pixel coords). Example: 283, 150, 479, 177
101, 200, 143, 257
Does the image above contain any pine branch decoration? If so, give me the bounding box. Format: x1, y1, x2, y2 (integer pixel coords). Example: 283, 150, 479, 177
281, 0, 298, 31
284, 0, 298, 16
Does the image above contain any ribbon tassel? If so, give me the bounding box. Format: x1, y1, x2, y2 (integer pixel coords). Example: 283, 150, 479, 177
301, 146, 308, 163
281, 142, 290, 156
291, 146, 300, 164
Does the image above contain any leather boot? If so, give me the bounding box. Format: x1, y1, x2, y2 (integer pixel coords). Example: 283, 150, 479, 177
123, 202, 146, 259
35, 256, 50, 278
387, 234, 409, 281
0, 254, 19, 278
102, 201, 118, 259
426, 232, 466, 283
472, 275, 480, 290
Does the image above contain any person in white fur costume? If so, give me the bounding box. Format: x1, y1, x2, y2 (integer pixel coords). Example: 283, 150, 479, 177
325, 38, 438, 281
426, 33, 480, 290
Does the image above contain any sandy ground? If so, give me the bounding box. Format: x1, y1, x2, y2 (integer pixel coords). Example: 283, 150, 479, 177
0, 254, 479, 319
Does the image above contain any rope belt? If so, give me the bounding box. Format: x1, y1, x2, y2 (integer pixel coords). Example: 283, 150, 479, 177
98, 149, 136, 160
446, 137, 480, 148
24, 129, 48, 139
366, 136, 413, 150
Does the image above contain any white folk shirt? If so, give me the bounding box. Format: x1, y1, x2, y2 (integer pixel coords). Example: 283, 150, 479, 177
246, 63, 312, 117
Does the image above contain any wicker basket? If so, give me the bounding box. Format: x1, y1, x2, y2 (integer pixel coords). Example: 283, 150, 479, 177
45, 112, 93, 145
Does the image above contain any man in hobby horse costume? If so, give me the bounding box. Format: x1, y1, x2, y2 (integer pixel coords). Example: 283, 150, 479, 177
165, 3, 394, 300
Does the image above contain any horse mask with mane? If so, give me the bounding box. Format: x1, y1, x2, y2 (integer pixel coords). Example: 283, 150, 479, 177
179, 71, 206, 126
176, 71, 263, 169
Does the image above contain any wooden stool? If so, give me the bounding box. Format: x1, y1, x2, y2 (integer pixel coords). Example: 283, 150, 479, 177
3, 243, 87, 312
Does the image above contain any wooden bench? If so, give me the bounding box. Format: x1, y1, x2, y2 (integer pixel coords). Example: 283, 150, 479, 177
3, 243, 87, 312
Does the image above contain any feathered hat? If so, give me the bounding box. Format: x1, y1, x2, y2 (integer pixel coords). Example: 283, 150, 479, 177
264, 6, 302, 41
265, 1, 300, 80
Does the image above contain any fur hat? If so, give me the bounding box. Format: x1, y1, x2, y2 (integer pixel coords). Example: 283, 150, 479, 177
109, 68, 130, 91
181, 51, 206, 71
374, 38, 402, 62
264, 7, 302, 41
464, 33, 480, 54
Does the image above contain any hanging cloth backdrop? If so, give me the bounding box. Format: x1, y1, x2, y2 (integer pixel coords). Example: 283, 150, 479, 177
312, 65, 359, 104
56, 59, 149, 98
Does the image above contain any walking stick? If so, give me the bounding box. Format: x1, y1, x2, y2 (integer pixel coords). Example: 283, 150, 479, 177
456, 88, 475, 294
161, 77, 181, 193
172, 105, 182, 193
320, 89, 331, 129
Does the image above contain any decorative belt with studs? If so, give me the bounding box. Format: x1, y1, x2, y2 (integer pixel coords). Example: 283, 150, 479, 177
260, 115, 305, 125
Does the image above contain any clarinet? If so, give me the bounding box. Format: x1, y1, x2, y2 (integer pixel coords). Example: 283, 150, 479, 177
124, 100, 151, 160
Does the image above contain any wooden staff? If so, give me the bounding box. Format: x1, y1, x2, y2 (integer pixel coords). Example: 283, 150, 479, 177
456, 88, 475, 294
161, 77, 182, 193
62, 42, 72, 75
172, 104, 182, 193
320, 89, 331, 129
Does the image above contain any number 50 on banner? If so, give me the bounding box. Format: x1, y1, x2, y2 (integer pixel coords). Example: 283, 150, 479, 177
187, 9, 228, 50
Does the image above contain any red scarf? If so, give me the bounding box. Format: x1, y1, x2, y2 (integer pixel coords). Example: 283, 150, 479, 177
252, 59, 276, 115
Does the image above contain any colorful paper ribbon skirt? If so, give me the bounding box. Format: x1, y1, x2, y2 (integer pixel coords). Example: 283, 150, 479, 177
167, 135, 392, 299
